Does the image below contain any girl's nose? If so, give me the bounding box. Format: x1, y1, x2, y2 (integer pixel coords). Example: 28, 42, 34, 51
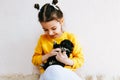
48, 30, 54, 35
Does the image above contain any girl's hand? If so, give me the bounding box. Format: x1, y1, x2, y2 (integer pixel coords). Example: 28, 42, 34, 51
48, 48, 61, 57
42, 48, 61, 62
56, 51, 74, 66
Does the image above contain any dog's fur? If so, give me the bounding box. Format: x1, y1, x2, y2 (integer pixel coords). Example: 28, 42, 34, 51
41, 39, 74, 70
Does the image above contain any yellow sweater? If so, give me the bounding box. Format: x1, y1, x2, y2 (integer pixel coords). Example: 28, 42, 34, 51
32, 32, 84, 73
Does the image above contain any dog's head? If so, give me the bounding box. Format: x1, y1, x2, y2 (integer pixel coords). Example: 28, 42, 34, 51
60, 39, 74, 54
53, 39, 74, 57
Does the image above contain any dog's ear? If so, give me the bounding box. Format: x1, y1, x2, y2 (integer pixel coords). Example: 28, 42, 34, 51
60, 39, 74, 47
53, 42, 60, 48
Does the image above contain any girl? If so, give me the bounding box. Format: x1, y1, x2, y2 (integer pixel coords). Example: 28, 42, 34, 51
32, 0, 84, 80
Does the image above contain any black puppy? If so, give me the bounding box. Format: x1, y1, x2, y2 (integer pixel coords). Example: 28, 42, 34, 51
41, 39, 74, 70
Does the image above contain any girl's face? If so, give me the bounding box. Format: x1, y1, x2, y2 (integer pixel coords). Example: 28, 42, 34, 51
40, 19, 64, 38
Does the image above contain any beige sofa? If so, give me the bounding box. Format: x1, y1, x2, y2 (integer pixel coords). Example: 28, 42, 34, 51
0, 73, 120, 80
0, 68, 120, 80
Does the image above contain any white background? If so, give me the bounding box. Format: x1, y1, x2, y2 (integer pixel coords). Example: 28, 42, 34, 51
0, 0, 120, 75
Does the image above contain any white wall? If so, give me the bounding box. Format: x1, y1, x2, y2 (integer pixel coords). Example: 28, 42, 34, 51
0, 0, 120, 75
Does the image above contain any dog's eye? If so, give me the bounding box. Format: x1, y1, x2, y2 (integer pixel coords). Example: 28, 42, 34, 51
61, 47, 70, 53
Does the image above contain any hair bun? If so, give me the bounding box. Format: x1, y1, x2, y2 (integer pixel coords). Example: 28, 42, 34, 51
52, 0, 58, 5
34, 3, 40, 10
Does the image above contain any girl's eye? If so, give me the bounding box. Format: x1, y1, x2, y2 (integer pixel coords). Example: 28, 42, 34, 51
43, 29, 48, 32
52, 27, 56, 30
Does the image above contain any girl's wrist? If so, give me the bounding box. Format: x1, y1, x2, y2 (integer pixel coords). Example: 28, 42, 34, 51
47, 53, 51, 58
65, 59, 74, 66
42, 53, 50, 62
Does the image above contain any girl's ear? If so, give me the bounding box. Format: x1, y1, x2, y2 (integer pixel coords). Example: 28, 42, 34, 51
59, 18, 64, 26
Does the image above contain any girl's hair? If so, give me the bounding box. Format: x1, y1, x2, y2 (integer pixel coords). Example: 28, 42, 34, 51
34, 0, 63, 22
